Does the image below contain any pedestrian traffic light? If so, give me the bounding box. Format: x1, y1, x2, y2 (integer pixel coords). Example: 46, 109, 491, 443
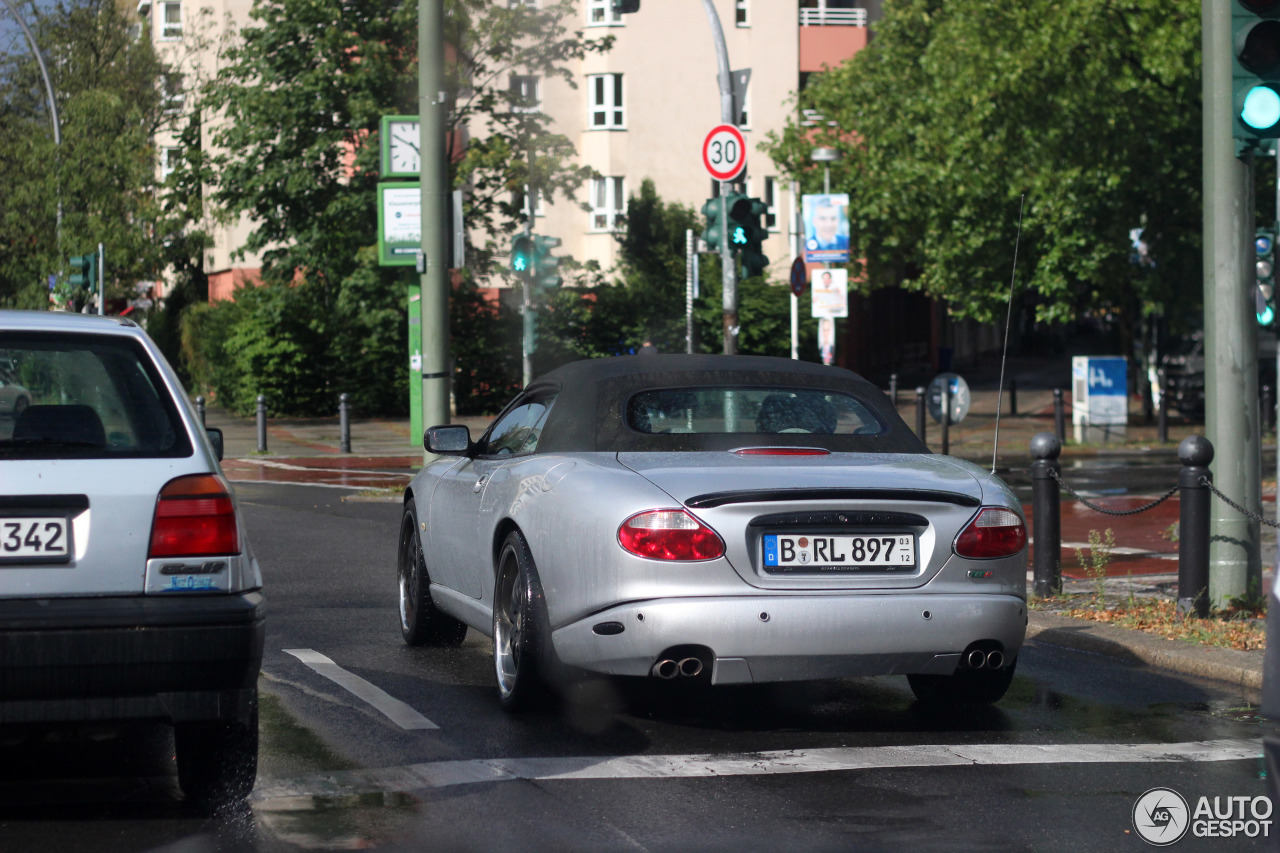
532, 235, 562, 289
1233, 1, 1280, 144
701, 196, 725, 253
68, 252, 96, 290
510, 234, 534, 276
727, 194, 770, 278
1258, 227, 1277, 326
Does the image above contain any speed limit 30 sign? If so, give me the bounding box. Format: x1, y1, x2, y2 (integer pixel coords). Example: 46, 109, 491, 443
703, 124, 747, 182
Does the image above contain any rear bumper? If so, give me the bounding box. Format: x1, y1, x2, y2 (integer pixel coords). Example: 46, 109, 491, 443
551, 593, 1026, 684
0, 592, 264, 724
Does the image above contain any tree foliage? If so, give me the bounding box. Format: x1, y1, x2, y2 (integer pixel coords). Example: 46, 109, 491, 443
763, 0, 1203, 328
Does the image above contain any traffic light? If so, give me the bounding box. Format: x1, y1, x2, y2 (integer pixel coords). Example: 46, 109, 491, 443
510, 234, 534, 275
1233, 1, 1280, 144
532, 235, 562, 289
68, 253, 97, 290
701, 196, 725, 253
727, 194, 770, 278
1258, 227, 1276, 326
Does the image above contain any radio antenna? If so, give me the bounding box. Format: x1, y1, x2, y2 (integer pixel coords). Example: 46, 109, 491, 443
991, 194, 1026, 474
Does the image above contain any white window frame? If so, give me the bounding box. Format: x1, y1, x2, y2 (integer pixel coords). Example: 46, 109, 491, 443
588, 73, 624, 129
736, 0, 749, 27
510, 75, 541, 112
159, 0, 181, 39
160, 146, 182, 180
591, 176, 625, 231
163, 75, 185, 115
586, 0, 623, 26
764, 177, 779, 231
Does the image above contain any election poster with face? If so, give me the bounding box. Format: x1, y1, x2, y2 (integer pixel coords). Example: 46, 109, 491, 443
802, 194, 851, 263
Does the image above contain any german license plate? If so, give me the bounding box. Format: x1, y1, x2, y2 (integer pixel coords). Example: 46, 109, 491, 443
763, 533, 915, 573
0, 516, 71, 563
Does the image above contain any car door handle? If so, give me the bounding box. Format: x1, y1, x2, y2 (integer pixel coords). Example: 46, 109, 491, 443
474, 473, 489, 493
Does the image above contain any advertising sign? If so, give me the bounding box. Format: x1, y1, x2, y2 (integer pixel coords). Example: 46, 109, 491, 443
810, 268, 848, 319
378, 182, 420, 266
1071, 356, 1128, 426
802, 193, 851, 263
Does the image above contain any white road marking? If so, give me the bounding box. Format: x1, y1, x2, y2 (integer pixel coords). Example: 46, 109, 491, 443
283, 649, 438, 731
252, 738, 1260, 802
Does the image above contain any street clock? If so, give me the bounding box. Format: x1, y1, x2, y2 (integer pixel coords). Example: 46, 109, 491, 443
381, 115, 420, 178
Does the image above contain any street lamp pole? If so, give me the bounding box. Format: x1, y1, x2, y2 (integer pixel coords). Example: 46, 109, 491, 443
700, 0, 738, 354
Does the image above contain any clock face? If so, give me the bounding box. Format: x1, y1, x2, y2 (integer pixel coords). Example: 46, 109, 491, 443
387, 120, 420, 175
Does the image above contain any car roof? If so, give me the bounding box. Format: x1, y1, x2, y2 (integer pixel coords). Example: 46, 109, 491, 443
0, 310, 142, 336
526, 354, 927, 454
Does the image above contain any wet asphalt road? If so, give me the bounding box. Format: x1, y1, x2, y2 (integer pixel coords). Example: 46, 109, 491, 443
0, 481, 1276, 852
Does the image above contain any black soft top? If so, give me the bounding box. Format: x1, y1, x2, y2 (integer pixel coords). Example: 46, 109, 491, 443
523, 354, 928, 454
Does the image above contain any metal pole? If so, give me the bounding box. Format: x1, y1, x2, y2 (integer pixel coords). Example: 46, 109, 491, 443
1030, 432, 1063, 598
686, 225, 696, 350
522, 148, 535, 385
1157, 369, 1169, 443
1178, 435, 1214, 618
418, 0, 450, 461
915, 387, 927, 445
195, 395, 206, 426
255, 395, 267, 454
97, 242, 104, 315
1053, 388, 1065, 443
941, 383, 951, 456
339, 393, 351, 453
1203, 0, 1261, 606
889, 374, 898, 407
790, 180, 800, 360
700, 0, 737, 355
1265, 385, 1274, 433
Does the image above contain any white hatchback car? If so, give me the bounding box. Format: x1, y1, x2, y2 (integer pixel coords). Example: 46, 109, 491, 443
0, 310, 264, 809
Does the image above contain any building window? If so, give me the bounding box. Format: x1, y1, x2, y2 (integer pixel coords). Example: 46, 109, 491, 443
591, 176, 624, 230
764, 177, 779, 231
736, 0, 749, 26
163, 75, 185, 114
510, 75, 540, 112
587, 0, 622, 25
160, 146, 182, 180
159, 0, 181, 38
589, 74, 624, 129
509, 0, 538, 7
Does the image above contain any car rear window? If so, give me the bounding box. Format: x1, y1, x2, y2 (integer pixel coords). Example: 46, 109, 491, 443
0, 333, 192, 459
626, 387, 885, 436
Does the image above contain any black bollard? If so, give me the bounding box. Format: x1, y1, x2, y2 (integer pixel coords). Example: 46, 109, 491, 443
1053, 388, 1066, 443
339, 393, 351, 453
915, 386, 927, 445
1009, 378, 1018, 416
195, 395, 206, 426
941, 384, 951, 456
1030, 432, 1063, 598
1157, 369, 1169, 444
256, 395, 268, 454
1177, 435, 1213, 618
889, 373, 898, 407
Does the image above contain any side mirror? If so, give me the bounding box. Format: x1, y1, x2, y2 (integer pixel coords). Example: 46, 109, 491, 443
206, 426, 224, 461
425, 424, 471, 456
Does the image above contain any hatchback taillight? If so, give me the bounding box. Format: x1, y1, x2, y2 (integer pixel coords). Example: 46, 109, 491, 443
149, 474, 241, 558
618, 509, 725, 561
954, 507, 1026, 559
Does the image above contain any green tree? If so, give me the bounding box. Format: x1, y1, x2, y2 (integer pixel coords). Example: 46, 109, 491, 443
763, 0, 1202, 330
0, 0, 178, 309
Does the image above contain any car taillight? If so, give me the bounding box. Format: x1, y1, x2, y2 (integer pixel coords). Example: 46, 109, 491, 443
149, 474, 241, 558
954, 507, 1026, 559
618, 509, 725, 561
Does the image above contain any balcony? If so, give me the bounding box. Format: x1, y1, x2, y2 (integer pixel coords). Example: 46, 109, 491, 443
799, 6, 868, 73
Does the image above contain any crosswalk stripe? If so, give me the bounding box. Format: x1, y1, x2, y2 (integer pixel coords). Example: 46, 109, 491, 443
283, 648, 439, 731
252, 737, 1260, 802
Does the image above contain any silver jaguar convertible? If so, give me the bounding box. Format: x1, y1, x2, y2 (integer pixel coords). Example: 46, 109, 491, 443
398, 355, 1027, 711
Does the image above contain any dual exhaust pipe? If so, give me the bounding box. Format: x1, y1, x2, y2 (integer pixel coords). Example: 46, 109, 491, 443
965, 648, 1005, 670
651, 657, 704, 679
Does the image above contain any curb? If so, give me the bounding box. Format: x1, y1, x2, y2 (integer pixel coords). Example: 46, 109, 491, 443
1027, 611, 1264, 691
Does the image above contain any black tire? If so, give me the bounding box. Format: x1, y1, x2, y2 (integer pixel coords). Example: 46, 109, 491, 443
398, 504, 468, 647
175, 693, 258, 812
907, 657, 1017, 707
493, 530, 554, 711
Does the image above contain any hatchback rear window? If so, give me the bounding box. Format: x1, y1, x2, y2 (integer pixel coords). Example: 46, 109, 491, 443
0, 333, 192, 458
626, 387, 885, 436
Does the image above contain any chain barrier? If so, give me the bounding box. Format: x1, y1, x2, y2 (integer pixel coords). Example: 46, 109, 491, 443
1049, 469, 1180, 516
1200, 476, 1280, 530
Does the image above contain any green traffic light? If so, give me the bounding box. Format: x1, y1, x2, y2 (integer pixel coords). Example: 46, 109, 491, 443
514, 256, 528, 272
1243, 85, 1280, 130
732, 226, 747, 245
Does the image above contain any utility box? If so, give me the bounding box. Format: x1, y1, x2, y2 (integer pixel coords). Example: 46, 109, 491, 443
1071, 356, 1128, 443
